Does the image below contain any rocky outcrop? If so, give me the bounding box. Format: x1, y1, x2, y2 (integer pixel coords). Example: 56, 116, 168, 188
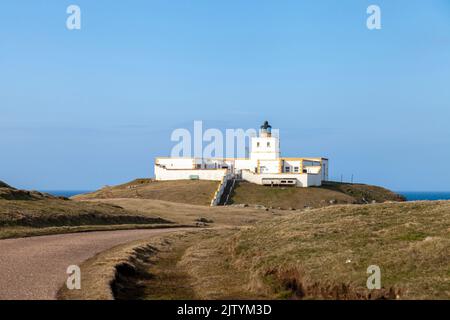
0, 181, 60, 201
0, 181, 14, 189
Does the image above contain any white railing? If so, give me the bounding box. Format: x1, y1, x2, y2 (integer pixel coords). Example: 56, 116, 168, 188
210, 173, 233, 206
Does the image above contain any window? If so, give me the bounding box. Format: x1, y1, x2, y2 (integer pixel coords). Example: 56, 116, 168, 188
257, 142, 260, 147
267, 142, 271, 147
285, 166, 290, 173
294, 167, 299, 173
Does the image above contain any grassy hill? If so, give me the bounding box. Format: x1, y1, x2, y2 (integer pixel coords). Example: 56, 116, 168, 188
70, 200, 449, 300
229, 181, 405, 209
0, 180, 174, 239
73, 179, 219, 206
74, 179, 404, 209
0, 188, 59, 201
0, 180, 65, 201
0, 180, 13, 189
321, 181, 405, 203
191, 201, 450, 299
81, 198, 284, 227
0, 199, 169, 229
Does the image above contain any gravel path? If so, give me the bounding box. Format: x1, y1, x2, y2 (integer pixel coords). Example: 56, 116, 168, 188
0, 228, 187, 300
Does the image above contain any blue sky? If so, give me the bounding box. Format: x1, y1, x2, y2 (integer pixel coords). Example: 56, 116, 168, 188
1, 1, 449, 191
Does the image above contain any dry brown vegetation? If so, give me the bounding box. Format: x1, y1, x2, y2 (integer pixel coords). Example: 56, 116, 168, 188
73, 179, 405, 210
6, 178, 444, 300
72, 179, 219, 206
0, 199, 170, 228
230, 181, 405, 210
0, 185, 177, 239
0, 181, 11, 189
62, 200, 450, 300
0, 179, 283, 239
216, 201, 450, 299
57, 233, 189, 300
79, 198, 284, 227
0, 184, 60, 201
321, 181, 406, 203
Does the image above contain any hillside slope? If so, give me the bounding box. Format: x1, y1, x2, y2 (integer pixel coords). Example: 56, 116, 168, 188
216, 201, 450, 299
0, 199, 169, 229
0, 180, 60, 201
73, 178, 404, 209
0, 181, 173, 239
321, 181, 405, 203
73, 179, 219, 206
229, 181, 405, 209
0, 181, 13, 189
72, 200, 449, 300
0, 189, 59, 201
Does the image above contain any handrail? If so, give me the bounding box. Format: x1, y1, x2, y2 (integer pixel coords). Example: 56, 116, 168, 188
224, 179, 236, 205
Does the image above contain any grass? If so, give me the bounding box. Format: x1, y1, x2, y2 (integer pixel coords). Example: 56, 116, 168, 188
135, 232, 199, 300
73, 179, 220, 206
0, 223, 183, 240
229, 182, 355, 209
77, 198, 284, 227
58, 234, 184, 300
0, 181, 12, 188
321, 181, 406, 203
0, 198, 173, 239
220, 201, 450, 299
178, 229, 269, 299
6, 179, 440, 300
59, 200, 450, 300
0, 186, 284, 239
228, 181, 405, 210
73, 179, 405, 210
59, 229, 270, 300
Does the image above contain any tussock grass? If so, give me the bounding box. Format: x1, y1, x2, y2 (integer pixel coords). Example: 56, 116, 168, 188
0, 223, 182, 240
73, 179, 220, 206
0, 199, 173, 239
229, 181, 405, 210
74, 179, 404, 210
58, 201, 449, 300
77, 198, 283, 227
0, 199, 170, 228
58, 231, 194, 300
0, 181, 12, 189
321, 181, 406, 203
225, 201, 450, 299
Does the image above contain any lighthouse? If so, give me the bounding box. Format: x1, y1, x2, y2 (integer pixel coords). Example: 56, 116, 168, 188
250, 121, 280, 160
154, 120, 328, 188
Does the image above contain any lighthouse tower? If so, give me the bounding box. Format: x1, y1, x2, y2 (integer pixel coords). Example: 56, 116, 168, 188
250, 121, 280, 160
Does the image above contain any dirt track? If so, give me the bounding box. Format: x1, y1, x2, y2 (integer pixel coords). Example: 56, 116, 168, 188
0, 228, 187, 300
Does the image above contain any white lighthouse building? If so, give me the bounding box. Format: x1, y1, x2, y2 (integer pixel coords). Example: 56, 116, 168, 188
154, 121, 328, 189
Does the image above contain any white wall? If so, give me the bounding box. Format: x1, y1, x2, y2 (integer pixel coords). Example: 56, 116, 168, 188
156, 158, 194, 169
305, 166, 321, 174
241, 170, 322, 187
250, 136, 280, 160
155, 165, 227, 181
304, 172, 322, 187
194, 158, 229, 169
235, 159, 257, 172
259, 159, 280, 174
283, 160, 302, 173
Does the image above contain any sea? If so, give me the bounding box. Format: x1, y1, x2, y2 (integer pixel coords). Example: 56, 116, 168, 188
397, 192, 450, 201
42, 191, 92, 198
41, 190, 450, 202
